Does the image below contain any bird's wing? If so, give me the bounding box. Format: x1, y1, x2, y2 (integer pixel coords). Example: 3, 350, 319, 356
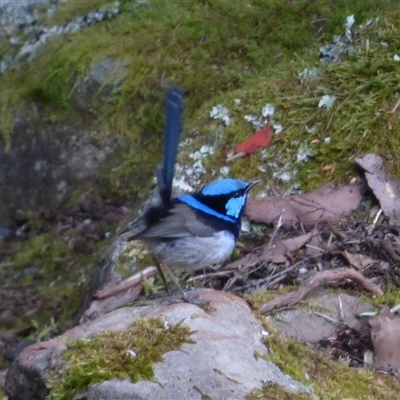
136, 203, 215, 239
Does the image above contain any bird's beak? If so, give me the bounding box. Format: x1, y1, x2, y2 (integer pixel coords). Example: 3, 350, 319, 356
246, 179, 261, 191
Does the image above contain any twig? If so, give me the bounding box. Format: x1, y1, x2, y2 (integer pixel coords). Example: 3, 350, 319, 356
391, 98, 400, 113
327, 232, 333, 249
267, 212, 284, 249
264, 273, 288, 289
94, 266, 158, 299
187, 270, 233, 282
325, 109, 335, 130
313, 311, 344, 326
223, 272, 241, 291
305, 244, 325, 253
390, 303, 400, 313
367, 208, 383, 235
264, 264, 298, 284
339, 295, 344, 321
381, 238, 400, 263
226, 151, 247, 162
259, 267, 383, 314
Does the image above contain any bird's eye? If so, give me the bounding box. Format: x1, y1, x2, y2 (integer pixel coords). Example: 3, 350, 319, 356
233, 191, 241, 198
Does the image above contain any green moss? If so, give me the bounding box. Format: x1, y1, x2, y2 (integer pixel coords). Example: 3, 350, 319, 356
262, 323, 400, 399
173, 4, 400, 193
3, 2, 400, 393
245, 286, 297, 310
374, 282, 400, 308
1, 0, 399, 198
247, 384, 310, 400
0, 231, 95, 335
47, 317, 194, 400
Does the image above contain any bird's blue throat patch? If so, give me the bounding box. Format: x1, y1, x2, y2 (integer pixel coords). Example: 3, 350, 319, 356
225, 194, 246, 219
177, 195, 237, 223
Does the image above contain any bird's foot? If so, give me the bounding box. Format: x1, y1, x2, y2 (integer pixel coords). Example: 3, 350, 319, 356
158, 262, 211, 308
179, 291, 211, 308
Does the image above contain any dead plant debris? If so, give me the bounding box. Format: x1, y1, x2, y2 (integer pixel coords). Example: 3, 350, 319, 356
355, 154, 400, 225
370, 305, 400, 372
259, 268, 383, 314
245, 184, 363, 228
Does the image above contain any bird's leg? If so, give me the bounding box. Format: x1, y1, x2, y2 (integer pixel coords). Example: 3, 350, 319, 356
155, 261, 169, 293
159, 262, 190, 302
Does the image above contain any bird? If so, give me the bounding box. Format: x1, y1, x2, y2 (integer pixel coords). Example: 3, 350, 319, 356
121, 87, 260, 302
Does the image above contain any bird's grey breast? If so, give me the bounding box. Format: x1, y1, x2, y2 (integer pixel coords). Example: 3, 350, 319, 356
150, 229, 236, 270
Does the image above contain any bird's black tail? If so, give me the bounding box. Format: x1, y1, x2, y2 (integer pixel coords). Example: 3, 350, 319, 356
157, 87, 183, 205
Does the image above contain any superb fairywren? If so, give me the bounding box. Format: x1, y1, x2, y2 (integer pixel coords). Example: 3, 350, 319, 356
121, 87, 260, 302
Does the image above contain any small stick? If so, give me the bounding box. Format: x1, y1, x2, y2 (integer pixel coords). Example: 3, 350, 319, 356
95, 266, 158, 299
390, 303, 400, 313
339, 295, 344, 321
306, 244, 325, 253
367, 208, 382, 235
260, 267, 383, 314
391, 98, 400, 113
314, 311, 344, 326
381, 238, 400, 263
187, 270, 233, 282
267, 212, 284, 250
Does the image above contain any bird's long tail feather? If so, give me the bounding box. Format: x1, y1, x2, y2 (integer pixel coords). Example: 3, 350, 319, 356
156, 87, 183, 205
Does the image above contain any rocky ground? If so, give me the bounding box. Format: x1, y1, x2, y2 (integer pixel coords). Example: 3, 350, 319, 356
2, 1, 400, 399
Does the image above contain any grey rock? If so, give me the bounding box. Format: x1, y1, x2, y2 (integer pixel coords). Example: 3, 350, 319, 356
266, 292, 375, 343
0, 1, 46, 37
0, 1, 122, 74
73, 56, 127, 114
5, 290, 309, 400
0, 118, 120, 224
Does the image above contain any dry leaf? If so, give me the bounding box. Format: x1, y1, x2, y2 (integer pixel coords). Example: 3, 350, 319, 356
355, 154, 400, 224
235, 124, 272, 155
343, 250, 376, 270
260, 267, 383, 314
370, 306, 400, 371
224, 230, 321, 270
246, 184, 363, 228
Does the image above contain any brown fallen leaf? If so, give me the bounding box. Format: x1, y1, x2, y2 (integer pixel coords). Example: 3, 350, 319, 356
224, 229, 321, 270
259, 267, 383, 314
370, 306, 400, 371
355, 153, 400, 225
342, 250, 377, 270
246, 184, 363, 228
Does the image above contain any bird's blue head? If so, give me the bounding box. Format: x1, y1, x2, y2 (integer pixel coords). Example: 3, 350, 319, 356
178, 178, 260, 225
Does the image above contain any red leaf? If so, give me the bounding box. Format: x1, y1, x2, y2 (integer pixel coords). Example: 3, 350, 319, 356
236, 124, 272, 154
